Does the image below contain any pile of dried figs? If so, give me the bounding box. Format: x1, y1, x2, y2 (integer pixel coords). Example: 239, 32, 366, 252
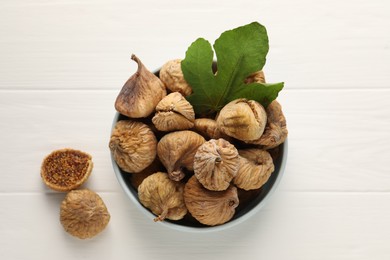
41, 149, 110, 238
109, 56, 287, 227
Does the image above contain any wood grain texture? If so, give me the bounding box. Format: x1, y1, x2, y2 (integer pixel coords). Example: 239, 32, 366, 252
1, 0, 390, 259
0, 0, 389, 90
0, 90, 388, 193
0, 192, 389, 260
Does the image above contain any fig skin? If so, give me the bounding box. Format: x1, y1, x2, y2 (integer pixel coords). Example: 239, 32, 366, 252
184, 175, 239, 226
130, 159, 165, 191
216, 99, 267, 141
60, 189, 110, 239
194, 139, 239, 191
157, 130, 205, 181
245, 70, 266, 84
234, 149, 275, 191
159, 59, 192, 96
245, 100, 288, 149
109, 120, 157, 173
115, 54, 166, 118
152, 92, 195, 131
138, 172, 187, 222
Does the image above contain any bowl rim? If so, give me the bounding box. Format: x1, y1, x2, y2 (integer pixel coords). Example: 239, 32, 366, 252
110, 112, 288, 233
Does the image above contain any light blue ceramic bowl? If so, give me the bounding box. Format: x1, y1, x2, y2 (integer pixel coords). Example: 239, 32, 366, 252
110, 111, 287, 232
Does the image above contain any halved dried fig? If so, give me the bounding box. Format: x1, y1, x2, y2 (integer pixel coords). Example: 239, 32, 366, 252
41, 148, 93, 192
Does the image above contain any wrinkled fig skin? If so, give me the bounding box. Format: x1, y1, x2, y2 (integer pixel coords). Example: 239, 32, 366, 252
245, 70, 266, 84
193, 118, 234, 142
157, 131, 205, 181
115, 54, 166, 118
152, 92, 195, 131
216, 99, 267, 141
234, 149, 274, 191
138, 172, 187, 222
159, 59, 192, 96
184, 176, 239, 226
109, 120, 157, 173
193, 118, 223, 139
60, 189, 110, 239
194, 139, 239, 191
130, 158, 165, 191
245, 100, 288, 149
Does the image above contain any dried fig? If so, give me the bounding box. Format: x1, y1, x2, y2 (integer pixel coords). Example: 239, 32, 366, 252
245, 100, 288, 149
130, 158, 165, 190
245, 70, 266, 84
109, 120, 157, 173
115, 54, 166, 118
152, 92, 195, 131
40, 148, 93, 192
216, 98, 267, 141
159, 59, 192, 96
193, 118, 223, 139
138, 172, 187, 222
234, 149, 274, 190
60, 189, 110, 239
157, 130, 205, 181
194, 139, 239, 191
184, 175, 239, 226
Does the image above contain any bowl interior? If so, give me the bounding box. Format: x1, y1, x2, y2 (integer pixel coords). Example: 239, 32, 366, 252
111, 112, 287, 232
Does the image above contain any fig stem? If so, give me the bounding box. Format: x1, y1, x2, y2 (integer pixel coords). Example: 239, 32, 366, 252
131, 54, 142, 72
154, 208, 168, 222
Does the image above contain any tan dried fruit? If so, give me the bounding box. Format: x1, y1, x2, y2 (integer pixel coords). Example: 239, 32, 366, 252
109, 120, 157, 173
159, 59, 192, 96
193, 118, 223, 139
234, 149, 274, 190
138, 172, 187, 222
40, 148, 93, 192
216, 98, 267, 141
152, 92, 195, 131
157, 130, 205, 181
184, 175, 239, 226
130, 159, 165, 190
245, 100, 288, 149
245, 70, 266, 84
194, 139, 239, 191
60, 189, 110, 239
115, 54, 166, 118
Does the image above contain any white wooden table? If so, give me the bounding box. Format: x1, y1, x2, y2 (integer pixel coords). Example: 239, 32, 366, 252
1, 0, 389, 259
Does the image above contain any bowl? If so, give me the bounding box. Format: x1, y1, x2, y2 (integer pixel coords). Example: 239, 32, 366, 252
110, 112, 288, 232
